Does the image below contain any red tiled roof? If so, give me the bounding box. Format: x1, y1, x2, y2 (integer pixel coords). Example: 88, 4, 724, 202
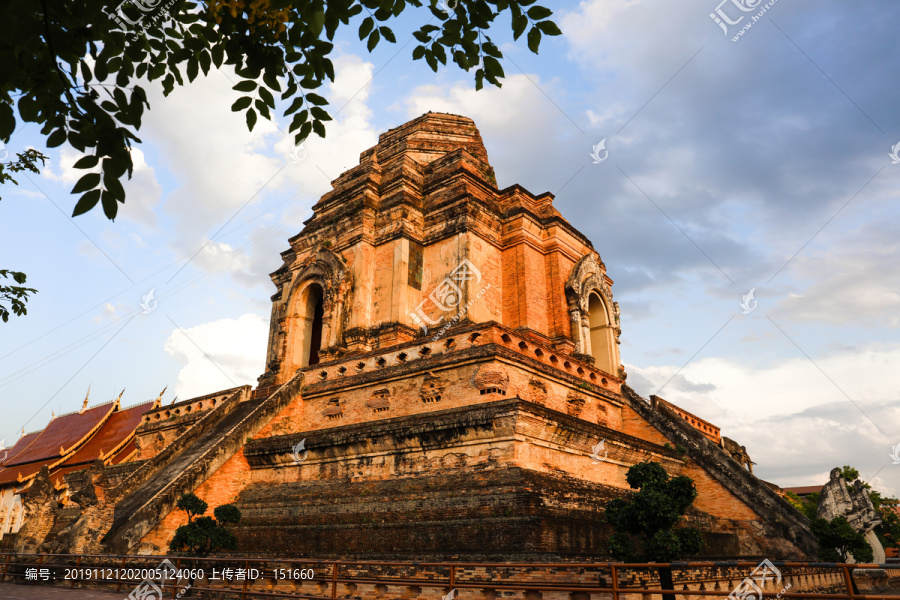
110, 439, 137, 464
0, 431, 42, 467
783, 485, 823, 495
60, 400, 155, 468
4, 402, 116, 467
0, 461, 44, 486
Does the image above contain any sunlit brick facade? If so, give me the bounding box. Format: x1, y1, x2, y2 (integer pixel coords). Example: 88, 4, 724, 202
16, 114, 817, 560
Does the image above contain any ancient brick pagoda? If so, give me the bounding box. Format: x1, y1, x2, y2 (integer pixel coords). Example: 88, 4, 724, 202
17, 113, 816, 559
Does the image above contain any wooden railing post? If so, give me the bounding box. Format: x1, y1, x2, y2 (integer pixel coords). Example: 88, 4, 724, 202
0, 553, 10, 583
840, 565, 856, 600
116, 556, 127, 592
332, 561, 338, 599
611, 563, 620, 600
70, 555, 82, 587
450, 564, 456, 590
241, 559, 250, 600
172, 558, 182, 600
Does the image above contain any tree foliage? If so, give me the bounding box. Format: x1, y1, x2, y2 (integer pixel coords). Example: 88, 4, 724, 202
0, 149, 46, 322
810, 516, 873, 563
605, 461, 705, 562
1, 0, 560, 220
0, 270, 37, 323
169, 493, 241, 556
784, 490, 819, 521
876, 506, 900, 552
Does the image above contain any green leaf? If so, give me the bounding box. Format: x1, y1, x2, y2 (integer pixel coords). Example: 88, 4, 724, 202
367, 30, 380, 52
47, 129, 67, 148
258, 86, 274, 107
290, 109, 309, 132
412, 45, 426, 60
73, 155, 99, 169
527, 6, 553, 20
284, 96, 305, 116
432, 43, 446, 65
482, 41, 502, 58
512, 14, 528, 40
359, 17, 374, 40
104, 170, 126, 201
380, 27, 396, 43
71, 172, 101, 194
101, 190, 118, 220
231, 96, 252, 111
246, 108, 257, 131
254, 99, 271, 119
306, 93, 327, 106
72, 189, 101, 216
310, 106, 331, 121
536, 20, 562, 36
483, 56, 504, 79
211, 44, 224, 68
199, 51, 211, 75
263, 72, 281, 92
527, 27, 542, 54
310, 10, 326, 37
233, 80, 258, 93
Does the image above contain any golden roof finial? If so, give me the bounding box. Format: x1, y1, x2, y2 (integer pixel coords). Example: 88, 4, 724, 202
80, 384, 91, 413
155, 386, 168, 407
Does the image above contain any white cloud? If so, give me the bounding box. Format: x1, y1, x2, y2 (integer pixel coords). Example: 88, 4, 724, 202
94, 302, 127, 323
772, 222, 900, 327
626, 344, 900, 493
164, 313, 268, 399
140, 67, 283, 253
275, 54, 381, 188
42, 147, 87, 185
131, 55, 379, 288
120, 147, 163, 228
629, 344, 900, 421
402, 73, 581, 193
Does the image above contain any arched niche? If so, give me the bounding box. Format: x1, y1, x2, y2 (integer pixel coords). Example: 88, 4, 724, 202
272, 246, 352, 382
564, 254, 622, 376
294, 282, 324, 368
587, 291, 616, 375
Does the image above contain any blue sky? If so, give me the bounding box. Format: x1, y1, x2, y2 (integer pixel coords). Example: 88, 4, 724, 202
1, 0, 899, 495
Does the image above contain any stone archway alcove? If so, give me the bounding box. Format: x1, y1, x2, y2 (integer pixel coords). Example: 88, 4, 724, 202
267, 246, 353, 384
286, 282, 324, 370
565, 254, 622, 377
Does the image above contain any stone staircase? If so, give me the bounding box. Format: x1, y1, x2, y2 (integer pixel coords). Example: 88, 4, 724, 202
101, 373, 306, 554
621, 384, 818, 557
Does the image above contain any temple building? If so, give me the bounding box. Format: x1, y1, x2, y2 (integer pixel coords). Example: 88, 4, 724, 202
0, 390, 158, 546
14, 113, 817, 559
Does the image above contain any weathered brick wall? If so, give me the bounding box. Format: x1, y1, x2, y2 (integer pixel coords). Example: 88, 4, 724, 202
261, 113, 606, 388
135, 442, 252, 554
